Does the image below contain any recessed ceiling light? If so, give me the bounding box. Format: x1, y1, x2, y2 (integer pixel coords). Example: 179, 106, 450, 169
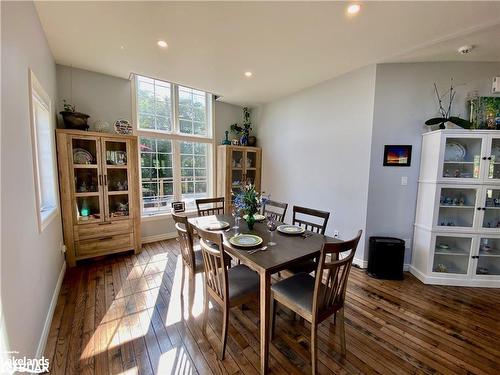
244, 71, 253, 77
347, 4, 361, 15
157, 40, 168, 48
120, 45, 125, 50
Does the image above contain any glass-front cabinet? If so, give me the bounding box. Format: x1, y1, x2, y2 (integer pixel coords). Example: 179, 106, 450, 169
436, 186, 480, 229
432, 234, 472, 275
69, 136, 133, 223
440, 134, 500, 183
217, 145, 262, 210
476, 236, 500, 276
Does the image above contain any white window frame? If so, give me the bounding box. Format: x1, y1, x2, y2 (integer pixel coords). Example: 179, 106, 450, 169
28, 69, 59, 232
132, 74, 216, 219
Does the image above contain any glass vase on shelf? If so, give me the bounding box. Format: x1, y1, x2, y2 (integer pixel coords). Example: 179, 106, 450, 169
232, 184, 261, 232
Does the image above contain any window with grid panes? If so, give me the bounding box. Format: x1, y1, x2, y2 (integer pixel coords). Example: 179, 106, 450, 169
135, 75, 213, 215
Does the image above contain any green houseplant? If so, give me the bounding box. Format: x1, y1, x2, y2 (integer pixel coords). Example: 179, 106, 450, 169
230, 107, 255, 146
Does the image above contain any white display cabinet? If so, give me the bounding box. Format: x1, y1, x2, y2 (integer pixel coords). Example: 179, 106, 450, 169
412, 130, 500, 287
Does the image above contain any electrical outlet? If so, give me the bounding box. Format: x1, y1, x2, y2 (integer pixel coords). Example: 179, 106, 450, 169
60, 242, 66, 254
333, 230, 339, 238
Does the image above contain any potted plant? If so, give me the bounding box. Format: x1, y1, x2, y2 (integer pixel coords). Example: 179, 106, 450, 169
233, 184, 261, 230
425, 80, 472, 129
230, 107, 255, 146
60, 99, 90, 130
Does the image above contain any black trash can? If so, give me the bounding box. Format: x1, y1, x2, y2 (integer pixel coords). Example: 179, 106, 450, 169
367, 237, 405, 280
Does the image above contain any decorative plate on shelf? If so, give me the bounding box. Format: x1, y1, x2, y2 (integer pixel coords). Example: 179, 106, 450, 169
114, 119, 133, 135
229, 234, 263, 248
243, 214, 266, 222
444, 142, 466, 162
277, 225, 305, 235
73, 148, 93, 164
203, 221, 230, 231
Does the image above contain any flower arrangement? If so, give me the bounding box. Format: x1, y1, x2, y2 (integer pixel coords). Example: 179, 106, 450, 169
233, 184, 262, 230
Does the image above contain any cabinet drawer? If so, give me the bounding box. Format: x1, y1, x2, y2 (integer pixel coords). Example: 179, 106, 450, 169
74, 220, 132, 240
76, 233, 134, 257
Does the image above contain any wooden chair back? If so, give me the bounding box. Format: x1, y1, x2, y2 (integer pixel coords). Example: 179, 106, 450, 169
196, 197, 225, 216
292, 205, 330, 234
197, 227, 228, 306
313, 230, 362, 322
172, 213, 195, 271
263, 200, 288, 222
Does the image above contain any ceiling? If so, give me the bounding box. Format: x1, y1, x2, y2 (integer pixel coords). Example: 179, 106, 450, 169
34, 1, 500, 106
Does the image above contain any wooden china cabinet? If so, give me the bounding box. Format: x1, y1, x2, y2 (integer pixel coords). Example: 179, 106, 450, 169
216, 145, 262, 211
56, 129, 141, 266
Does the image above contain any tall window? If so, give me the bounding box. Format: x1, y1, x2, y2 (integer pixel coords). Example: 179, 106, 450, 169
135, 75, 213, 215
29, 70, 58, 231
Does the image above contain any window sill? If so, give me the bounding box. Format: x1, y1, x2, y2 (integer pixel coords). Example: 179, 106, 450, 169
38, 207, 59, 233
141, 210, 198, 222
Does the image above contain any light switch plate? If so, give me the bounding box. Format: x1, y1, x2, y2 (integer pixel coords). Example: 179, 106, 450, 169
401, 176, 408, 186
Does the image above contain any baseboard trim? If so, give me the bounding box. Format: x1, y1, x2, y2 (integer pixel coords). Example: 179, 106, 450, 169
36, 260, 66, 358
353, 257, 367, 269
142, 232, 177, 244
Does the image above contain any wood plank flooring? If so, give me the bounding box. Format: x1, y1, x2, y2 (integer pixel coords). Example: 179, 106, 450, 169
44, 239, 500, 374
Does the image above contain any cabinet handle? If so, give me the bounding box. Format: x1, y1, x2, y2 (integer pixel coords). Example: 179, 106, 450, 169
98, 175, 102, 185
104, 175, 107, 186
482, 156, 487, 160
471, 255, 479, 259
477, 207, 482, 211
487, 156, 492, 161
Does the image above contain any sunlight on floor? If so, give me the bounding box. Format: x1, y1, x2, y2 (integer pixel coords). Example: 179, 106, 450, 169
80, 249, 210, 364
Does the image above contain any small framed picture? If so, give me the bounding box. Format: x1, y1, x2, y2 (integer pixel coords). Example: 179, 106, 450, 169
383, 145, 412, 167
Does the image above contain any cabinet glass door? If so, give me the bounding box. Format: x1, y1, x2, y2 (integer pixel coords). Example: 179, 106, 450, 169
244, 150, 258, 186
482, 187, 500, 229
71, 137, 103, 223
442, 137, 482, 180
230, 148, 244, 194
102, 139, 130, 220
437, 187, 478, 228
432, 235, 472, 274
487, 138, 500, 181
476, 237, 500, 276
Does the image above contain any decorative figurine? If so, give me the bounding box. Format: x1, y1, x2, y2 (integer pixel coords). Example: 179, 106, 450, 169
222, 131, 231, 145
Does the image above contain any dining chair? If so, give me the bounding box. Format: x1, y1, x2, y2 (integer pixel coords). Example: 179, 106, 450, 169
197, 227, 260, 360
172, 213, 205, 300
263, 199, 288, 222
196, 197, 225, 216
271, 230, 362, 374
286, 205, 331, 274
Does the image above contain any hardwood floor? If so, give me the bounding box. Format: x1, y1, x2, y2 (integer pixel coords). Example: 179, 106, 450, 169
44, 239, 500, 374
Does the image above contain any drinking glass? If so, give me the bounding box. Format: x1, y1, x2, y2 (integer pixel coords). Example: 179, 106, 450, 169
232, 206, 241, 230
267, 215, 278, 246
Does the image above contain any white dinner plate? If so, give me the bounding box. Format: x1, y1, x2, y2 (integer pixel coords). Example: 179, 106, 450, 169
229, 234, 263, 248
243, 214, 266, 222
203, 221, 230, 231
277, 225, 305, 235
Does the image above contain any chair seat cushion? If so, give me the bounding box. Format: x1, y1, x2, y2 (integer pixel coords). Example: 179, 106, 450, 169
227, 265, 259, 301
286, 258, 317, 274
271, 272, 316, 313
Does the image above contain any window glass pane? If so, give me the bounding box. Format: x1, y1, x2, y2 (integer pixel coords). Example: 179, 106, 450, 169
178, 86, 208, 136
137, 76, 172, 132
139, 136, 173, 215
180, 141, 209, 210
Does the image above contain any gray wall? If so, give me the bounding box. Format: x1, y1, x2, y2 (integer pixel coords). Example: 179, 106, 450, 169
56, 65, 244, 240
366, 62, 500, 264
1, 1, 64, 358
56, 65, 132, 130
257, 65, 377, 263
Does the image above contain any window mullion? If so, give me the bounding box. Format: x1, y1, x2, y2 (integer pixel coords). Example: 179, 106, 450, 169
172, 84, 179, 134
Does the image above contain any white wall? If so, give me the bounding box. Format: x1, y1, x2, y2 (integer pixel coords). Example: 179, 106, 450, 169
56, 65, 244, 240
257, 65, 377, 262
366, 62, 500, 264
1, 1, 64, 359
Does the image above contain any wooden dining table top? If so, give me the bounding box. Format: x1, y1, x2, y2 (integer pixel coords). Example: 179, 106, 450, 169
188, 214, 341, 273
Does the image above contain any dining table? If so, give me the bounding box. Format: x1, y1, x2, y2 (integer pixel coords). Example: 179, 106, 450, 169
188, 214, 340, 374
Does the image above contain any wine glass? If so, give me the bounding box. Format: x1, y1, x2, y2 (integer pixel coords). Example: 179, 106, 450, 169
267, 214, 278, 246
